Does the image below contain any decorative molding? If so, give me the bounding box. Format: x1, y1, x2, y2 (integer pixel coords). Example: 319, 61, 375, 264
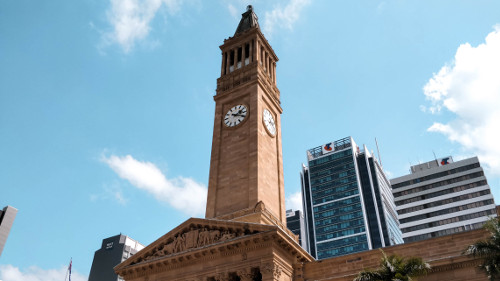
262, 263, 282, 280
430, 258, 482, 272
136, 227, 245, 265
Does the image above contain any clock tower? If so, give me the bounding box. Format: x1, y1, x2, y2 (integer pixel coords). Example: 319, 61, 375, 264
205, 5, 286, 227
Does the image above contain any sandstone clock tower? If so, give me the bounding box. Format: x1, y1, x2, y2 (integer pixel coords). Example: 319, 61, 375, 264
115, 7, 313, 281
205, 5, 286, 227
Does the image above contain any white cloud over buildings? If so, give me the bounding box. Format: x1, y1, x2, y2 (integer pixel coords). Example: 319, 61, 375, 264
101, 154, 207, 216
423, 26, 500, 175
285, 191, 303, 212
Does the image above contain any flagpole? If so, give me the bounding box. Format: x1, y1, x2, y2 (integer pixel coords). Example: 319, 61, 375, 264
65, 258, 72, 281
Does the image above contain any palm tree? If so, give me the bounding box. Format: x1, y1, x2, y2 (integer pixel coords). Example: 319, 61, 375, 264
353, 250, 430, 281
464, 217, 500, 280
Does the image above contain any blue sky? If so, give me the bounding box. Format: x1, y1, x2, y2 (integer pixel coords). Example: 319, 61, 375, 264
1, 0, 500, 280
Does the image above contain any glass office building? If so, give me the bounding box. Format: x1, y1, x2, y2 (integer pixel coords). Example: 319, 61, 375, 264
301, 137, 403, 259
89, 234, 145, 281
286, 209, 309, 251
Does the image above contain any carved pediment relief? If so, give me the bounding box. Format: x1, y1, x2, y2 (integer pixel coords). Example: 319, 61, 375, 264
140, 228, 240, 262
122, 218, 275, 268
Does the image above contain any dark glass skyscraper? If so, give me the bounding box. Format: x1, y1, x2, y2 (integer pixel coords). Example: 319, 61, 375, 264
301, 137, 403, 259
286, 209, 308, 251
89, 234, 144, 281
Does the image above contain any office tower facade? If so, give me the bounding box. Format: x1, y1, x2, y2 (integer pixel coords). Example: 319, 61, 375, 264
286, 209, 308, 251
391, 156, 497, 243
89, 234, 145, 281
301, 136, 403, 260
0, 205, 17, 256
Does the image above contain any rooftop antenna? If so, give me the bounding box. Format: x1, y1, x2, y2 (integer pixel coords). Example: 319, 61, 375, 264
432, 150, 438, 165
375, 137, 382, 167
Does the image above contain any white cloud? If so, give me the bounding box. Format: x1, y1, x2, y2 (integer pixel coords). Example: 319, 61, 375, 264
0, 265, 86, 281
101, 154, 207, 216
263, 0, 311, 37
285, 191, 303, 212
227, 3, 239, 19
103, 0, 182, 53
423, 26, 500, 175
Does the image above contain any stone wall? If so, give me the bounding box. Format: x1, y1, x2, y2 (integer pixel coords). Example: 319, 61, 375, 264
302, 228, 490, 281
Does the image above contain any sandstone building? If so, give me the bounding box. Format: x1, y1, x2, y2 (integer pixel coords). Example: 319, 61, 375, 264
115, 6, 491, 281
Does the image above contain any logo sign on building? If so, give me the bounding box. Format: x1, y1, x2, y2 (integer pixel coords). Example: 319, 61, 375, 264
106, 242, 114, 250
438, 157, 453, 166
322, 142, 335, 154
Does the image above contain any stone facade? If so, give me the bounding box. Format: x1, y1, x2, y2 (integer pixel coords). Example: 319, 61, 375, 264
303, 228, 489, 281
114, 218, 313, 281
115, 6, 491, 281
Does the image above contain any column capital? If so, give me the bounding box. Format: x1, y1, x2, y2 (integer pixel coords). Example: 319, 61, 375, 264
261, 263, 282, 280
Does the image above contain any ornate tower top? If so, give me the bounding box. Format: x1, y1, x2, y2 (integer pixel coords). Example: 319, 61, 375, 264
234, 5, 259, 36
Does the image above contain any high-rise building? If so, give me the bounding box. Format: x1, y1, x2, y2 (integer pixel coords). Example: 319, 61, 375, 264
391, 156, 497, 243
286, 209, 308, 251
301, 136, 403, 259
0, 205, 17, 257
89, 234, 144, 281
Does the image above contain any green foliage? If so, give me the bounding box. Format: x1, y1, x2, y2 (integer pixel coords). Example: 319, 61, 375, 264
464, 217, 500, 280
353, 250, 430, 281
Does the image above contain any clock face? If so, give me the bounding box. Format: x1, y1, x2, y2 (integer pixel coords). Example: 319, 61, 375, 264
263, 109, 276, 136
224, 104, 248, 127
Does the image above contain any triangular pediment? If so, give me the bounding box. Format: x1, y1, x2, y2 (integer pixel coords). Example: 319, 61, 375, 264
115, 218, 279, 271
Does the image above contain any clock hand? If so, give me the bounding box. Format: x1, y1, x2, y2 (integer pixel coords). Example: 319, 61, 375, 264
232, 110, 245, 117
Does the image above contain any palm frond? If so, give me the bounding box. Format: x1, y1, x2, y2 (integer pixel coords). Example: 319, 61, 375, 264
354, 270, 383, 281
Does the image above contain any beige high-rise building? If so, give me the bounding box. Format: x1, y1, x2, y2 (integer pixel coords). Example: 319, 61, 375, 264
115, 6, 492, 281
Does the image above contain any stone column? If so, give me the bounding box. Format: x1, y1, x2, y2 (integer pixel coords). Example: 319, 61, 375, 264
221, 52, 224, 76
225, 51, 230, 75
273, 62, 277, 83
255, 41, 259, 63
242, 43, 246, 65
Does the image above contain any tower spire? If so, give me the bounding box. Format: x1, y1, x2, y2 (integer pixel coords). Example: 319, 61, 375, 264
234, 5, 260, 36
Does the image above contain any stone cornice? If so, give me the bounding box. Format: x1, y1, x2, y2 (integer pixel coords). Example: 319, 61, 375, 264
114, 217, 312, 280
215, 61, 281, 108
117, 231, 275, 279
221, 27, 278, 61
